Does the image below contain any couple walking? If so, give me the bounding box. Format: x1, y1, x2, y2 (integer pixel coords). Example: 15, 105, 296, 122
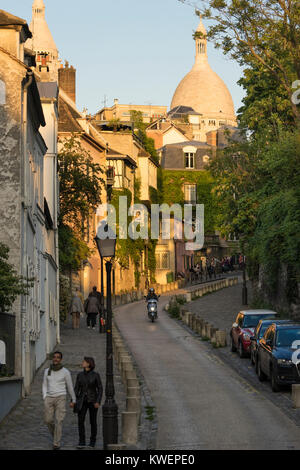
43, 351, 103, 449
69, 286, 102, 330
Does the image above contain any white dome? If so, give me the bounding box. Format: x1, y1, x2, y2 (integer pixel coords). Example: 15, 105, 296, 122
171, 19, 236, 121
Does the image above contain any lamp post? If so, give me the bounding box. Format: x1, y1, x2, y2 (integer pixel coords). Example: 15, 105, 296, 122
99, 255, 105, 334
242, 256, 248, 305
94, 231, 118, 449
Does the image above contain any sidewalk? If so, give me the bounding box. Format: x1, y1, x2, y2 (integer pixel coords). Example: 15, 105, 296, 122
0, 317, 126, 450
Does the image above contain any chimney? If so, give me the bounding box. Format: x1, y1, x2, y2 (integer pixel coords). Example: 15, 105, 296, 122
58, 61, 76, 103
114, 98, 119, 106
206, 130, 217, 147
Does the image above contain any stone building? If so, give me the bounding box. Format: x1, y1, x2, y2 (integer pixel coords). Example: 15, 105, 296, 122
96, 99, 167, 124
0, 9, 49, 406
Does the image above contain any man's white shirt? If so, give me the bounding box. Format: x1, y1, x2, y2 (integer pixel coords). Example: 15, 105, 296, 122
42, 367, 76, 402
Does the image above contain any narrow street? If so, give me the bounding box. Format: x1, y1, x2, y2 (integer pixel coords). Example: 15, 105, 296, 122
114, 292, 300, 450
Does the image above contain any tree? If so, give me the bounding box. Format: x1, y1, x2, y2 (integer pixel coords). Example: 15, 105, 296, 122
180, 1, 300, 125
130, 110, 159, 164
58, 136, 104, 273
0, 243, 31, 313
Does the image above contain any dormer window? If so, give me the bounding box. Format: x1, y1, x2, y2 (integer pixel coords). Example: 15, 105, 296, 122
183, 145, 197, 169
185, 152, 194, 169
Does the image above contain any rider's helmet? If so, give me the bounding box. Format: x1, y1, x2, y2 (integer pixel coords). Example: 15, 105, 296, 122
149, 288, 154, 294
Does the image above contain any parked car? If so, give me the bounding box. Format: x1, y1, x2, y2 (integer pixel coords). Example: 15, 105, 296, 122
230, 310, 278, 358
250, 319, 291, 367
256, 323, 300, 392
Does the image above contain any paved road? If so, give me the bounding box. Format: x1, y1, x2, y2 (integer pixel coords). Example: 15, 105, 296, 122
115, 297, 300, 450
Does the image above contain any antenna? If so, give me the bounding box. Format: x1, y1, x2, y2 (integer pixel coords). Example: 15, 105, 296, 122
102, 94, 108, 108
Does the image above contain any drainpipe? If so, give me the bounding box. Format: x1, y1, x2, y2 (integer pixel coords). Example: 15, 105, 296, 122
20, 71, 33, 395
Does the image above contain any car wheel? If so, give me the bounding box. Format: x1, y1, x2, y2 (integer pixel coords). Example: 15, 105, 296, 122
257, 357, 266, 382
238, 340, 246, 358
231, 336, 237, 352
271, 369, 280, 392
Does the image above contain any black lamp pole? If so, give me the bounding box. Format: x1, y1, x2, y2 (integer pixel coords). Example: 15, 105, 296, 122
242, 258, 248, 305
102, 259, 118, 449
99, 255, 105, 334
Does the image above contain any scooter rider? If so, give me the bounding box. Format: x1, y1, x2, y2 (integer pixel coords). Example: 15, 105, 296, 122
146, 288, 158, 301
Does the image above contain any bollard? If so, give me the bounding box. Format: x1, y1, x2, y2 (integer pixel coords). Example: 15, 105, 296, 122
192, 314, 198, 331
126, 397, 141, 424
292, 385, 300, 408
184, 312, 192, 326
127, 386, 140, 398
122, 412, 138, 445
210, 327, 218, 343
127, 378, 140, 391
206, 324, 213, 339
216, 330, 227, 347
201, 322, 209, 337
122, 365, 134, 384
124, 369, 137, 381
195, 318, 202, 335
185, 292, 192, 303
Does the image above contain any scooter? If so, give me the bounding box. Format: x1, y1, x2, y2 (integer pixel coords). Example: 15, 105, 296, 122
144, 296, 160, 322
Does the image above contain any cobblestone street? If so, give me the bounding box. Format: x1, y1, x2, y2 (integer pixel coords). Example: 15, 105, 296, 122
0, 317, 126, 450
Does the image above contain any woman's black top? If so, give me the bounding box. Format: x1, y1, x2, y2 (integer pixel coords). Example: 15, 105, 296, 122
74, 370, 103, 411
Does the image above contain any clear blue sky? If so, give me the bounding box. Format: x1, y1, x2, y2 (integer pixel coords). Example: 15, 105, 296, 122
2, 0, 245, 115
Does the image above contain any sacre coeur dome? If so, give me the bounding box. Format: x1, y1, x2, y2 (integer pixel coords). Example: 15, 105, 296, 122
170, 19, 236, 121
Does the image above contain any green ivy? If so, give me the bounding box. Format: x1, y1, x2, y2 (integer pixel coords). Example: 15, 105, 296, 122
161, 170, 218, 233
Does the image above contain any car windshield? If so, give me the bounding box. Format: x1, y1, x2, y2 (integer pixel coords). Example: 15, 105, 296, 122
243, 314, 275, 328
276, 329, 300, 347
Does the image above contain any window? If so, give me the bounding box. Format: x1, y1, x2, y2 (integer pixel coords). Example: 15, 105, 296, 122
185, 152, 195, 169
156, 252, 170, 270
184, 184, 197, 204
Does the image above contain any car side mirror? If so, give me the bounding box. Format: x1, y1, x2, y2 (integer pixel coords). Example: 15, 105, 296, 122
232, 322, 238, 328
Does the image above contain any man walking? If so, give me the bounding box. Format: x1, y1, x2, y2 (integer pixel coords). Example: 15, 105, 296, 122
42, 351, 76, 450
84, 287, 101, 330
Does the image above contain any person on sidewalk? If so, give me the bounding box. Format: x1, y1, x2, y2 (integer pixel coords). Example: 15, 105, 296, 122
84, 289, 101, 330
42, 351, 76, 450
69, 288, 84, 329
74, 357, 103, 449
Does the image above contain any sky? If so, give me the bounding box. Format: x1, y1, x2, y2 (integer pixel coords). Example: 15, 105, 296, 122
2, 0, 245, 115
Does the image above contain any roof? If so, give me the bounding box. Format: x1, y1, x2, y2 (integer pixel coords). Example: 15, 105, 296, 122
0, 9, 32, 41
240, 310, 278, 315
160, 140, 210, 151
168, 105, 201, 117
273, 323, 300, 329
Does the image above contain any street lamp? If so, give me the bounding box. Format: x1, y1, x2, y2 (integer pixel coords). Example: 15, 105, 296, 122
94, 229, 118, 450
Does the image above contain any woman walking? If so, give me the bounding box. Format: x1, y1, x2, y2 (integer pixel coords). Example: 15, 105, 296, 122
69, 288, 84, 329
74, 357, 103, 449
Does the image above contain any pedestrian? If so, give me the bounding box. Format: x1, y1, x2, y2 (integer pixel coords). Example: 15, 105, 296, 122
42, 351, 76, 450
69, 288, 84, 329
74, 357, 103, 449
84, 289, 101, 330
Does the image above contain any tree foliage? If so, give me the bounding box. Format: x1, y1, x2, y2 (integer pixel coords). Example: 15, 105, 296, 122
0, 243, 32, 313
58, 136, 104, 273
